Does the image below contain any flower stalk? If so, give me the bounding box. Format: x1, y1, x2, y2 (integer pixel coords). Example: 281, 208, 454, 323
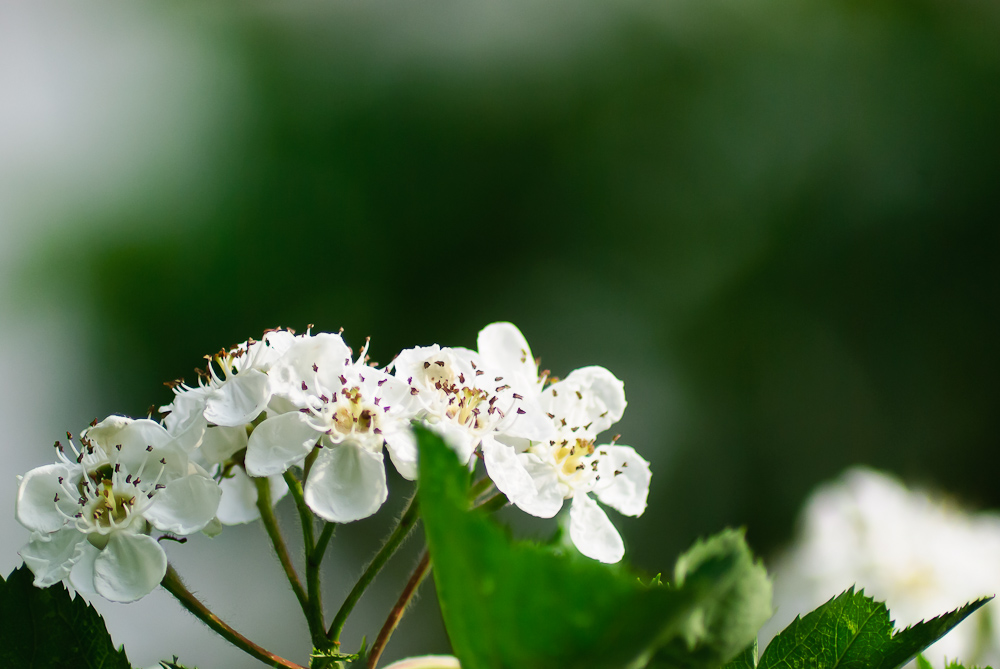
255, 477, 310, 618
161, 565, 308, 669
328, 492, 421, 642
367, 550, 432, 669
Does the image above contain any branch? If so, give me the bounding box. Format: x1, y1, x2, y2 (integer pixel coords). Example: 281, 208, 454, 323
367, 551, 432, 669
161, 565, 308, 669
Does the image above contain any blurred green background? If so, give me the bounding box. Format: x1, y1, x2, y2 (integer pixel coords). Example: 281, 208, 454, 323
4, 0, 999, 665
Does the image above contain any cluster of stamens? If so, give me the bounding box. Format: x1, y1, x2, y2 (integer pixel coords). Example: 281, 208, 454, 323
52, 434, 169, 537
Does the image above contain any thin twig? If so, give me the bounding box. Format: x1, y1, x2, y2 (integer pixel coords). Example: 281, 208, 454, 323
328, 492, 421, 642
367, 551, 432, 669
161, 565, 308, 669
255, 476, 310, 615
283, 470, 329, 647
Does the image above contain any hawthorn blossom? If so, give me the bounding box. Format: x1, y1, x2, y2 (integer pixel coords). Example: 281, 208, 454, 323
245, 333, 418, 523
477, 323, 651, 564
390, 341, 553, 465
767, 468, 1000, 668
16, 416, 221, 602
159, 328, 296, 524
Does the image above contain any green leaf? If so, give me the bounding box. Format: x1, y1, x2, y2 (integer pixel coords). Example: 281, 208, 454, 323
914, 654, 993, 669
722, 640, 757, 669
650, 529, 772, 669
0, 564, 131, 669
416, 426, 763, 669
757, 588, 990, 669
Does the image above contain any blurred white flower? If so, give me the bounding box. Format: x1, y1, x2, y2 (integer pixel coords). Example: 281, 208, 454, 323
477, 322, 650, 564
767, 468, 1000, 667
16, 416, 221, 602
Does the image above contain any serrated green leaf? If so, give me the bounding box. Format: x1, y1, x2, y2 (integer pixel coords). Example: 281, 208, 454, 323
416, 427, 753, 669
757, 588, 990, 669
914, 654, 993, 669
722, 640, 758, 669
650, 529, 772, 669
878, 599, 991, 669
0, 564, 131, 669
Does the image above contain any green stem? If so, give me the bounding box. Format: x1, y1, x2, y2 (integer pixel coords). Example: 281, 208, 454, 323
475, 491, 508, 514
161, 565, 308, 669
283, 471, 331, 649
367, 551, 432, 669
255, 477, 310, 617
327, 492, 421, 642
467, 474, 494, 501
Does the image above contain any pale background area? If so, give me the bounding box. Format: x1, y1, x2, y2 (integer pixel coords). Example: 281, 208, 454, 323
0, 4, 429, 666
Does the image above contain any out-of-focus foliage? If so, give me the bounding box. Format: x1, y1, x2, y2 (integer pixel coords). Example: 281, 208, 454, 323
24, 0, 1000, 567
651, 529, 772, 669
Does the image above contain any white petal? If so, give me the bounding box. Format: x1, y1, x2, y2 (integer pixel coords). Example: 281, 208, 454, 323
68, 542, 100, 596
518, 454, 568, 518
569, 494, 624, 563
113, 420, 186, 479
16, 463, 78, 533
595, 445, 651, 517
483, 436, 531, 495
489, 440, 565, 518
19, 529, 87, 587
304, 444, 387, 523
216, 469, 289, 525
200, 425, 249, 465
204, 368, 271, 427
477, 322, 542, 401
425, 421, 478, 465
497, 401, 557, 442
269, 333, 351, 407
161, 387, 210, 438
81, 415, 133, 447
384, 427, 418, 481
93, 532, 167, 602
144, 474, 222, 534
245, 412, 320, 476
564, 366, 626, 429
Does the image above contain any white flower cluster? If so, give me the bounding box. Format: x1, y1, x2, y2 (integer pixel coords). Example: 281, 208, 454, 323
16, 322, 651, 602
767, 468, 1000, 667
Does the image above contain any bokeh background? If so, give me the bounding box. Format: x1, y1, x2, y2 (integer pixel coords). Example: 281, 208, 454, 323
2, 0, 998, 666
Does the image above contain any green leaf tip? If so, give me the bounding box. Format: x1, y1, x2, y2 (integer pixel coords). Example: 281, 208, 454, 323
414, 426, 772, 669
757, 588, 991, 669
0, 564, 131, 669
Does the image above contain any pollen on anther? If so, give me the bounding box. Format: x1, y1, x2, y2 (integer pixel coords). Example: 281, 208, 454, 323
339, 375, 347, 385
58, 476, 64, 484
378, 379, 386, 386
146, 445, 154, 452
159, 458, 166, 465
516, 408, 526, 415
301, 381, 309, 391
312, 363, 319, 372
53, 493, 60, 502
115, 444, 122, 451
423, 362, 430, 369
410, 388, 419, 395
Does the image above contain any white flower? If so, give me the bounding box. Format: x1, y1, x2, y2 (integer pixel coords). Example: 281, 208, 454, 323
245, 334, 417, 523
767, 468, 1000, 667
477, 323, 651, 564
16, 416, 221, 602
390, 339, 554, 465
159, 328, 297, 524
160, 328, 297, 457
